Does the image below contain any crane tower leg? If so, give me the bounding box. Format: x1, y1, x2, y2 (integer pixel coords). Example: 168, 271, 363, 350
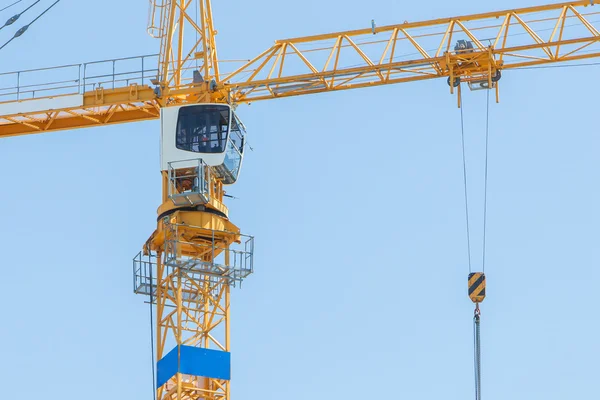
134, 173, 254, 400
155, 230, 231, 400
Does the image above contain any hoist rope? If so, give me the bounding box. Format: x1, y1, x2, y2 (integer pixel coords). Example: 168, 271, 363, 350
482, 89, 490, 273
473, 306, 482, 400
459, 90, 491, 400
459, 97, 473, 273
459, 88, 492, 274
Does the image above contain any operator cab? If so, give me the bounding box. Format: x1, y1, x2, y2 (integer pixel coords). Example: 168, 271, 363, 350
161, 104, 245, 184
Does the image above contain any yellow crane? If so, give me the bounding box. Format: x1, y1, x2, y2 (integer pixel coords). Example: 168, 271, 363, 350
3, 0, 600, 137
1, 1, 599, 399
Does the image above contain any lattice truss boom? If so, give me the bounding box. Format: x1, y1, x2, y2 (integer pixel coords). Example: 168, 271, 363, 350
223, 1, 600, 101
1, 1, 600, 135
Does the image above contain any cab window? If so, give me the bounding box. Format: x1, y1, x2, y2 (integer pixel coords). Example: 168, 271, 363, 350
176, 105, 230, 153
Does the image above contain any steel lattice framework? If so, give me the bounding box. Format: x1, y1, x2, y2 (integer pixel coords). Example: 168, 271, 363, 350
134, 168, 253, 400
1, 1, 600, 136
154, 221, 236, 400
1, 2, 600, 400
223, 1, 600, 101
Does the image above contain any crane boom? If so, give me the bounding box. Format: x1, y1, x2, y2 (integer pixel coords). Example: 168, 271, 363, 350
0, 2, 597, 400
1, 0, 600, 137
225, 0, 600, 102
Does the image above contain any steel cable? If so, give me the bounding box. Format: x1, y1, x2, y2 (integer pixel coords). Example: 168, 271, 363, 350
0, 0, 39, 31
0, 0, 23, 13
482, 89, 490, 273
459, 96, 473, 273
459, 90, 489, 400
474, 309, 482, 400
0, 0, 59, 51
459, 87, 492, 274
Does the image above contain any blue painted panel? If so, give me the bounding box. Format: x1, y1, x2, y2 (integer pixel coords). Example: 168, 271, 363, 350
180, 346, 231, 381
157, 346, 178, 388
156, 345, 231, 388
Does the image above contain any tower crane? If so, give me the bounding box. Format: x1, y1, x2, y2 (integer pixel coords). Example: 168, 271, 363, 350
1, 1, 600, 400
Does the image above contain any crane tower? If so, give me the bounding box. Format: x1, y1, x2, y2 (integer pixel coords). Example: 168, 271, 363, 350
1, 1, 600, 400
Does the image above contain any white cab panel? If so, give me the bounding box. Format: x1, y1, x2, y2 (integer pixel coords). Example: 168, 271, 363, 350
160, 103, 245, 184
160, 104, 231, 171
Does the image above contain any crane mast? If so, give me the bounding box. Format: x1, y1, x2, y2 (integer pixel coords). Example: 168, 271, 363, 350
135, 3, 249, 400
147, 0, 220, 97
1, 2, 600, 400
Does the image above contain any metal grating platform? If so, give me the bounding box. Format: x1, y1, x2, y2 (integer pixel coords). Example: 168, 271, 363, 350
133, 227, 254, 296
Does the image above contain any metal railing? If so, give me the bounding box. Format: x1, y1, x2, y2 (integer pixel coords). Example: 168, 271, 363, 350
133, 223, 254, 295
165, 237, 254, 284
133, 251, 209, 299
164, 223, 254, 286
167, 158, 211, 206
147, 0, 170, 38
133, 251, 159, 296
0, 54, 159, 103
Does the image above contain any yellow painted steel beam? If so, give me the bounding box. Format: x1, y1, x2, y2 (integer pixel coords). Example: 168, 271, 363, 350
2, 0, 600, 136
221, 0, 600, 102
153, 0, 220, 89
149, 212, 241, 400
0, 85, 160, 137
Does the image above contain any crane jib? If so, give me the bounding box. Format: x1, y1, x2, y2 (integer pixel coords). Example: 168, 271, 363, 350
2, 1, 600, 135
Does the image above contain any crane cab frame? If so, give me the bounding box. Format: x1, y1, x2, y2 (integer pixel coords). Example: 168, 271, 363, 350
161, 103, 246, 185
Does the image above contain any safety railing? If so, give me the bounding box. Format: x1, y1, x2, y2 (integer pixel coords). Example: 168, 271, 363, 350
164, 223, 254, 287
133, 251, 206, 299
167, 158, 211, 206
133, 251, 159, 296
133, 223, 254, 295
147, 0, 170, 38
0, 54, 159, 103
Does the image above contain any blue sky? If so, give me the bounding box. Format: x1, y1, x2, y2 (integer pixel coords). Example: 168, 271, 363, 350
0, 1, 599, 399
